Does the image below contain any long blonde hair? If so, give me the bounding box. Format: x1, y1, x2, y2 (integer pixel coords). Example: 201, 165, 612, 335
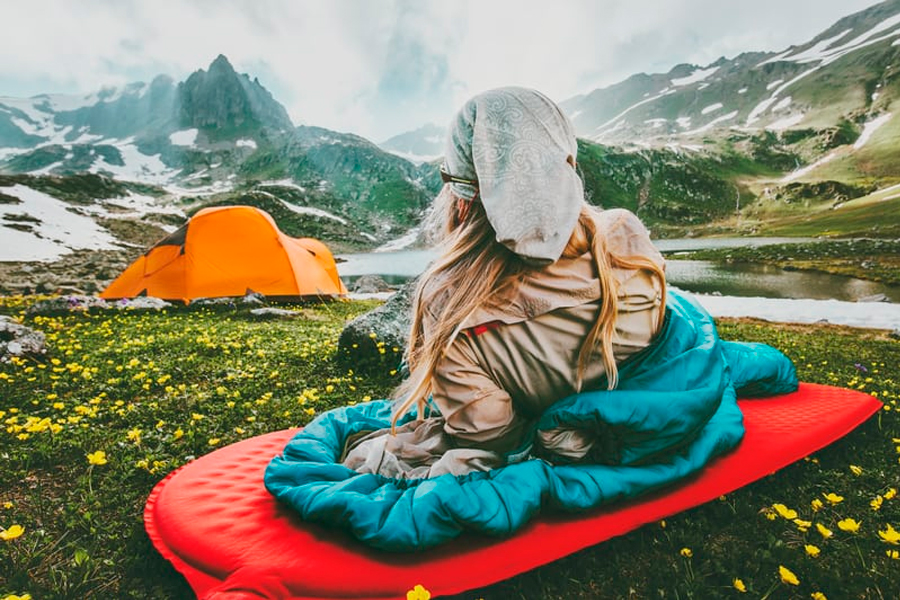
390, 186, 666, 431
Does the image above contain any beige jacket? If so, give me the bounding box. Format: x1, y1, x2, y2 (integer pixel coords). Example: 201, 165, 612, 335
342, 208, 665, 478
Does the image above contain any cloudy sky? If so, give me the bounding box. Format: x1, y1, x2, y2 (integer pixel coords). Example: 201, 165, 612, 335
0, 0, 884, 142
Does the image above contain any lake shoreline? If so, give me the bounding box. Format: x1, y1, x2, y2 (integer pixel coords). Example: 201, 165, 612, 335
664, 238, 900, 286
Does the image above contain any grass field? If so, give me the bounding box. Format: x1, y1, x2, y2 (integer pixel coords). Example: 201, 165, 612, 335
1, 297, 898, 600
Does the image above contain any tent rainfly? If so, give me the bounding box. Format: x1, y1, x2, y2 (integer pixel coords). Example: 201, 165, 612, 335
101, 205, 347, 303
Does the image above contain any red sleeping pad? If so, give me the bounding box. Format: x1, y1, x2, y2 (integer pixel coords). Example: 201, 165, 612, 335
145, 383, 881, 599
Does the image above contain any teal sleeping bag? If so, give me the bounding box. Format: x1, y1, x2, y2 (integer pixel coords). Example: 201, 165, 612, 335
264, 289, 797, 551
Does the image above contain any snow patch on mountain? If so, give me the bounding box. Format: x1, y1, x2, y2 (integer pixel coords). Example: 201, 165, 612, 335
169, 129, 199, 146
683, 111, 738, 136
671, 66, 718, 86
0, 184, 120, 261
701, 103, 723, 115
32, 160, 66, 176
781, 151, 838, 183
766, 113, 805, 131
260, 179, 306, 193
89, 139, 176, 185
374, 226, 421, 252
274, 197, 349, 225
854, 113, 892, 149
765, 14, 900, 67
165, 179, 234, 198
771, 29, 854, 64
772, 96, 792, 111
591, 88, 677, 137
236, 138, 257, 149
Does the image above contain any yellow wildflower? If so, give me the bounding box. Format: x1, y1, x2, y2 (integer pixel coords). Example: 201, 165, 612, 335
878, 523, 900, 545
811, 498, 824, 512
680, 547, 692, 558
823, 493, 844, 505
733, 578, 747, 593
804, 544, 821, 558
86, 449, 109, 465
837, 518, 861, 533
2, 593, 32, 600
794, 518, 812, 532
779, 565, 799, 586
208, 438, 221, 446
3, 501, 13, 509
406, 584, 431, 600
0, 524, 25, 540
887, 549, 899, 560
172, 428, 184, 441
849, 465, 863, 476
885, 488, 897, 500
126, 427, 142, 444
816, 523, 833, 538
871, 496, 884, 511
773, 503, 798, 519
811, 593, 827, 600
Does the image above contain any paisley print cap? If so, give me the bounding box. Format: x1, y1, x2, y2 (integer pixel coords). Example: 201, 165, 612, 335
444, 87, 585, 264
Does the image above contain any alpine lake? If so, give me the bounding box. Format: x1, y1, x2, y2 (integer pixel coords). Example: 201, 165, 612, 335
336, 237, 900, 329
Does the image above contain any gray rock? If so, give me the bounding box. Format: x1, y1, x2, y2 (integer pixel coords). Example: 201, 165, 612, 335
338, 279, 415, 368
191, 297, 238, 307
352, 274, 393, 294
0, 316, 47, 361
117, 297, 172, 310
26, 295, 110, 315
249, 307, 301, 319
242, 292, 266, 305
890, 329, 900, 341
857, 293, 888, 303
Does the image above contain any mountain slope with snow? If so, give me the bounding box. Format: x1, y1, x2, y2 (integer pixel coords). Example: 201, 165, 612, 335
562, 0, 900, 146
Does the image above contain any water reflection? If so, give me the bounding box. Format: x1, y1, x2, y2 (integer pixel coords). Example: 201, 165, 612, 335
665, 261, 900, 303
337, 248, 900, 304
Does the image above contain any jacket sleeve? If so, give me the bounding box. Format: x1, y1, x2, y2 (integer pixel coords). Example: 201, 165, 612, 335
430, 333, 529, 453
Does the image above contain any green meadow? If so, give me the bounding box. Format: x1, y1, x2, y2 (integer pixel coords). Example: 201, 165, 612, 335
1, 295, 898, 600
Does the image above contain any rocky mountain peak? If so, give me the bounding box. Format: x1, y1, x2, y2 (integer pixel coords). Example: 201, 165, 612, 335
177, 54, 293, 135
208, 53, 236, 75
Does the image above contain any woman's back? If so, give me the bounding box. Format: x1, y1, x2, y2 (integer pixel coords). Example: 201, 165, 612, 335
426, 208, 665, 455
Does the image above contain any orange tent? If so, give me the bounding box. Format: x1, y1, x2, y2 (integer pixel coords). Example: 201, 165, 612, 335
101, 205, 347, 303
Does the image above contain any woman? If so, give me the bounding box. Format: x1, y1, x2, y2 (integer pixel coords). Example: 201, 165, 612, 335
340, 87, 667, 478
265, 88, 793, 551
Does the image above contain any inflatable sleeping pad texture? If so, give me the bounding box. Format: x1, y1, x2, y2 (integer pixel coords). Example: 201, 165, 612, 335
145, 383, 880, 600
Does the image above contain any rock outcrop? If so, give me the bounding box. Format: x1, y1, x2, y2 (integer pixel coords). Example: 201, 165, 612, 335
338, 280, 414, 371
0, 316, 46, 361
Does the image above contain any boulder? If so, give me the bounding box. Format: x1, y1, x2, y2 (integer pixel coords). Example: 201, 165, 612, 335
352, 275, 394, 294
0, 316, 47, 361
338, 279, 415, 370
